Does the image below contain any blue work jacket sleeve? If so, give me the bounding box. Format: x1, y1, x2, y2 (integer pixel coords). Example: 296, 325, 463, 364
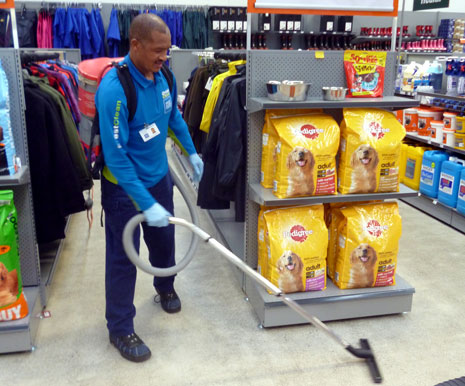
167, 73, 197, 156
97, 76, 156, 210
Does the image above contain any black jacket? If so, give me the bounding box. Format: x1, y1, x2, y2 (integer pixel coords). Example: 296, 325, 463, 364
24, 82, 85, 243
197, 66, 246, 221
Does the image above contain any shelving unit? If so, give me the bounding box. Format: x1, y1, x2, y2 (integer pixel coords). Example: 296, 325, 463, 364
244, 50, 418, 326
248, 95, 418, 113
401, 192, 465, 234
405, 133, 465, 157
249, 182, 417, 206
0, 49, 41, 354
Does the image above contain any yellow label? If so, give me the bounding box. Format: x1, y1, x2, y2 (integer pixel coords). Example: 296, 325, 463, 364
315, 51, 325, 59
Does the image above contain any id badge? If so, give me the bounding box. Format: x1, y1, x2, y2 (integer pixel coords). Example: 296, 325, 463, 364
139, 122, 160, 142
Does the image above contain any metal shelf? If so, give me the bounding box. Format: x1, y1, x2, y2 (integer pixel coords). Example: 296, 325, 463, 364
416, 91, 465, 102
401, 192, 465, 234
247, 96, 419, 113
249, 182, 418, 206
405, 133, 465, 157
0, 166, 29, 185
0, 286, 42, 353
246, 274, 415, 327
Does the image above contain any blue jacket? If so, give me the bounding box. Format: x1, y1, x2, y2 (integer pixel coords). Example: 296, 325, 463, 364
95, 55, 196, 210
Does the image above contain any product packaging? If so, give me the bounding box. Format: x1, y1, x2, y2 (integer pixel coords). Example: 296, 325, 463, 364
0, 190, 28, 321
344, 50, 387, 98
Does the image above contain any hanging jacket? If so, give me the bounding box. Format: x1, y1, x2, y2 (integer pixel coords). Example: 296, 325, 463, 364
24, 82, 86, 243
27, 75, 93, 191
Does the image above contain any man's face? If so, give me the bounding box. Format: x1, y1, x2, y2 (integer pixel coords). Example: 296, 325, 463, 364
132, 30, 171, 75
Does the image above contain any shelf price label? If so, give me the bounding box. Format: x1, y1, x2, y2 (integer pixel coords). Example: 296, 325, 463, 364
315, 51, 325, 59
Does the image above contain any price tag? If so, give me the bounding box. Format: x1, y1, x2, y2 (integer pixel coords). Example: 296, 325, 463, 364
315, 51, 325, 59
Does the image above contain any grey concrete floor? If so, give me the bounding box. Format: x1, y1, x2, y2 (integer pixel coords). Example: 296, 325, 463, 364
1, 159, 465, 386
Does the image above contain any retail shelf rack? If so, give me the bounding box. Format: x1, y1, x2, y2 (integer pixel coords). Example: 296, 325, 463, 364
247, 95, 418, 113
245, 50, 418, 327
401, 192, 465, 234
249, 181, 417, 206
0, 49, 41, 353
405, 133, 465, 157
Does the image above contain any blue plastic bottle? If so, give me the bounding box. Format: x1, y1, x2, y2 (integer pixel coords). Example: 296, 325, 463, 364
457, 57, 465, 96
429, 60, 443, 93
420, 150, 449, 198
457, 168, 465, 215
446, 56, 458, 96
438, 157, 465, 208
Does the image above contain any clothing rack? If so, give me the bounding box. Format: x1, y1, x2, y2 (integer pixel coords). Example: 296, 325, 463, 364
20, 51, 59, 64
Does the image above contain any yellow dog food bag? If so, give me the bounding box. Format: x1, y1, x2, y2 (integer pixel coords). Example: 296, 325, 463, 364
338, 108, 406, 194
0, 190, 28, 321
271, 114, 340, 198
334, 202, 402, 289
326, 203, 346, 281
263, 205, 328, 293
261, 109, 322, 189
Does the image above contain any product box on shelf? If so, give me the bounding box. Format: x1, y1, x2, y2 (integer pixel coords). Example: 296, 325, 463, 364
438, 157, 465, 208
419, 150, 449, 198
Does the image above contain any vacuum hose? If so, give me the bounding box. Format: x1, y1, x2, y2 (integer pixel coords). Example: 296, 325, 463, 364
122, 165, 200, 277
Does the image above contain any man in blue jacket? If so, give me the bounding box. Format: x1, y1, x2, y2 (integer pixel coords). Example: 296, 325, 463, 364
95, 13, 203, 363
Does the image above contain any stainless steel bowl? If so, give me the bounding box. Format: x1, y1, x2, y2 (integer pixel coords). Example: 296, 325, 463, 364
266, 81, 311, 102
322, 87, 348, 101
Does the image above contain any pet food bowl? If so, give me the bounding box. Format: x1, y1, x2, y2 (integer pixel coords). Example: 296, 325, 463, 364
322, 87, 348, 101
266, 81, 310, 102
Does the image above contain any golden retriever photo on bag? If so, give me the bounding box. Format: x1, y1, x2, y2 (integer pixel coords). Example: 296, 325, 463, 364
286, 146, 315, 197
276, 250, 304, 293
348, 244, 377, 288
0, 262, 18, 307
349, 144, 379, 193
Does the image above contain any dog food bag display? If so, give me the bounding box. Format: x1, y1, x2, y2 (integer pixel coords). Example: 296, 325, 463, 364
333, 202, 402, 290
263, 205, 328, 293
326, 203, 346, 281
338, 108, 406, 194
261, 109, 322, 189
0, 190, 28, 321
0, 61, 19, 176
271, 114, 340, 198
344, 50, 387, 98
257, 207, 271, 280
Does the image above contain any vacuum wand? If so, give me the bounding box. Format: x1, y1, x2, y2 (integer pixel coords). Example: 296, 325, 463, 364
123, 214, 382, 383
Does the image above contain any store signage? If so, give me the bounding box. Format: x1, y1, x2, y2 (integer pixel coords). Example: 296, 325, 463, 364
413, 0, 449, 11
0, 0, 14, 8
253, 0, 394, 12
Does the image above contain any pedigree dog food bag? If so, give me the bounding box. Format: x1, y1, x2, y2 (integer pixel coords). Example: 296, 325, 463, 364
263, 205, 328, 293
338, 108, 406, 194
261, 109, 322, 189
0, 190, 28, 321
271, 114, 340, 198
333, 202, 402, 290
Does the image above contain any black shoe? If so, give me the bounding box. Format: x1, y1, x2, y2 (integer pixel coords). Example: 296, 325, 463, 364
109, 332, 151, 363
154, 289, 181, 314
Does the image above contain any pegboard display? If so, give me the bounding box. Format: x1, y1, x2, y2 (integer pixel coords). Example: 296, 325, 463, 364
247, 50, 396, 98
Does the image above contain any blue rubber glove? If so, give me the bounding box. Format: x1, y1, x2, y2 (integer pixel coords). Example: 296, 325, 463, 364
189, 153, 204, 182
143, 202, 172, 227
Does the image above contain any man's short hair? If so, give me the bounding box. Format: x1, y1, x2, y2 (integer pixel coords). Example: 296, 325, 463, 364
129, 14, 170, 42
